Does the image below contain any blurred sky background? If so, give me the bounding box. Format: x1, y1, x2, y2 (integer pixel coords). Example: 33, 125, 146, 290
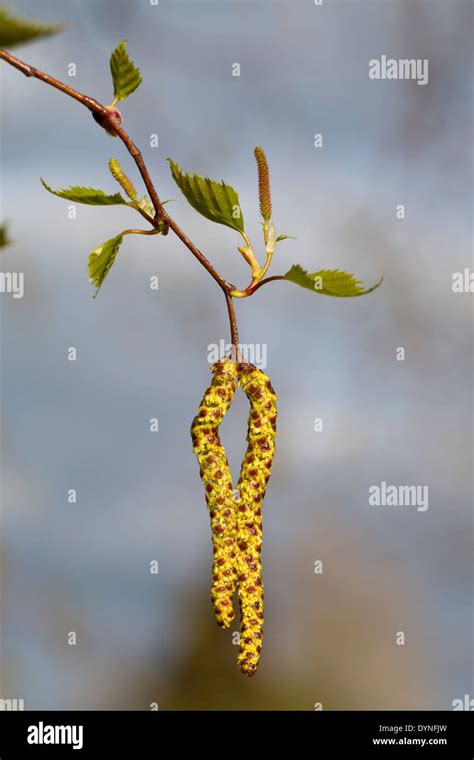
0, 0, 472, 709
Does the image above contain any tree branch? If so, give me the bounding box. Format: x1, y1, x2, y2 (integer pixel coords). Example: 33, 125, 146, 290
225, 292, 240, 358
246, 275, 285, 294
0, 46, 239, 354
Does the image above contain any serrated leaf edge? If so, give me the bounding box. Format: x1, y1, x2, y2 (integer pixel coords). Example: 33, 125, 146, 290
284, 264, 383, 297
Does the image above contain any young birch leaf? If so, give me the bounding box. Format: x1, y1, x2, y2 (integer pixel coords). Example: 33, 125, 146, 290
41, 179, 127, 205
275, 234, 296, 243
167, 159, 244, 233
110, 40, 142, 102
88, 234, 123, 297
284, 265, 382, 297
0, 8, 63, 47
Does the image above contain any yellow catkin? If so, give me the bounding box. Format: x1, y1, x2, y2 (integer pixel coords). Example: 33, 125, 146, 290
108, 157, 137, 200
235, 364, 277, 676
191, 360, 238, 628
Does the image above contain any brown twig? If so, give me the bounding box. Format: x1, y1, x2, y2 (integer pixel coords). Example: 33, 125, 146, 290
246, 275, 285, 295
224, 292, 240, 360
0, 47, 239, 352
163, 216, 233, 291
122, 228, 161, 237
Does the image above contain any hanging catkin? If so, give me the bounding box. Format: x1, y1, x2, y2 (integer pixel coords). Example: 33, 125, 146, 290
191, 360, 238, 628
235, 364, 277, 676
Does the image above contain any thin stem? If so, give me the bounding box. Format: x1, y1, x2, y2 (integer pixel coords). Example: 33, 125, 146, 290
163, 215, 232, 291
122, 228, 161, 236
248, 275, 285, 294
224, 292, 240, 360
258, 252, 273, 281
231, 274, 284, 298
0, 47, 239, 346
112, 123, 166, 221
238, 231, 260, 279
232, 223, 275, 297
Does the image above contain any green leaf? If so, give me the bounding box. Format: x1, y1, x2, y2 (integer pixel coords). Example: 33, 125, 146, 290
109, 40, 142, 102
41, 178, 127, 205
275, 234, 296, 243
88, 234, 123, 296
284, 265, 382, 297
0, 8, 63, 47
167, 159, 244, 233
0, 222, 12, 248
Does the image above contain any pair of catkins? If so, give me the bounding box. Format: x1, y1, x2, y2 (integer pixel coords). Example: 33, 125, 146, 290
191, 360, 277, 676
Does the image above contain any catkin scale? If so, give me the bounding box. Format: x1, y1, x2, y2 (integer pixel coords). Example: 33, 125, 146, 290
235, 364, 277, 676
191, 360, 238, 628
